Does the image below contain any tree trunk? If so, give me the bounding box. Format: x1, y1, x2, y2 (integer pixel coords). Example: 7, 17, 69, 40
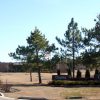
72, 32, 75, 78
30, 69, 32, 82
36, 49, 42, 84
72, 52, 75, 78
38, 66, 42, 84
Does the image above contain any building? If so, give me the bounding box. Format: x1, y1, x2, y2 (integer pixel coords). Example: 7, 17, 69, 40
0, 62, 10, 72
0, 62, 23, 72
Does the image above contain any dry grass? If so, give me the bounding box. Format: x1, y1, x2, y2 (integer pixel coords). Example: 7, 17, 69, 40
62, 87, 100, 100
0, 72, 56, 84
0, 71, 100, 100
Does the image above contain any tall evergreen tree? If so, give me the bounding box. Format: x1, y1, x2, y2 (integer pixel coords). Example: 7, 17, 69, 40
9, 27, 49, 83
82, 15, 100, 69
82, 28, 95, 68
56, 18, 82, 78
94, 15, 100, 67
26, 28, 49, 83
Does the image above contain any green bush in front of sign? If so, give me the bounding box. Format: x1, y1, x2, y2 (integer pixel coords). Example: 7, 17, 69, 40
94, 69, 99, 78
85, 69, 90, 79
48, 80, 100, 86
67, 69, 72, 77
76, 70, 81, 79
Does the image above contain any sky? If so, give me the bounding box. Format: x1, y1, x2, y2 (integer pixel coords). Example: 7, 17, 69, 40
0, 0, 100, 62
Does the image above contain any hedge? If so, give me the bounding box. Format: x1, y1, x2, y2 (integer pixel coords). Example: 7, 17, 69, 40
48, 80, 100, 86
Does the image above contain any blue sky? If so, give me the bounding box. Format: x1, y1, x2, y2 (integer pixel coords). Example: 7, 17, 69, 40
0, 0, 100, 62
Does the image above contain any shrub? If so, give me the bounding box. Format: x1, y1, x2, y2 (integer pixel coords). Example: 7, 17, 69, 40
85, 69, 90, 79
94, 69, 99, 78
0, 80, 12, 92
67, 69, 72, 77
57, 69, 60, 75
76, 70, 81, 79
1, 84, 12, 92
48, 80, 100, 86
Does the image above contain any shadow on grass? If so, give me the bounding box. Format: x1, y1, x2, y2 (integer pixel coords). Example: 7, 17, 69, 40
18, 97, 48, 100
10, 82, 100, 88
11, 83, 48, 87
49, 84, 100, 88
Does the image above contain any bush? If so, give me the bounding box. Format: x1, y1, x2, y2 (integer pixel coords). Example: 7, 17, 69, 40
57, 69, 60, 75
76, 70, 81, 79
0, 80, 12, 92
67, 69, 72, 77
85, 69, 90, 79
94, 69, 99, 78
1, 84, 12, 92
48, 80, 100, 86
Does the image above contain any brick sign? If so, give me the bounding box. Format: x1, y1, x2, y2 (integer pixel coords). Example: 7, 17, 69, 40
52, 75, 69, 80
